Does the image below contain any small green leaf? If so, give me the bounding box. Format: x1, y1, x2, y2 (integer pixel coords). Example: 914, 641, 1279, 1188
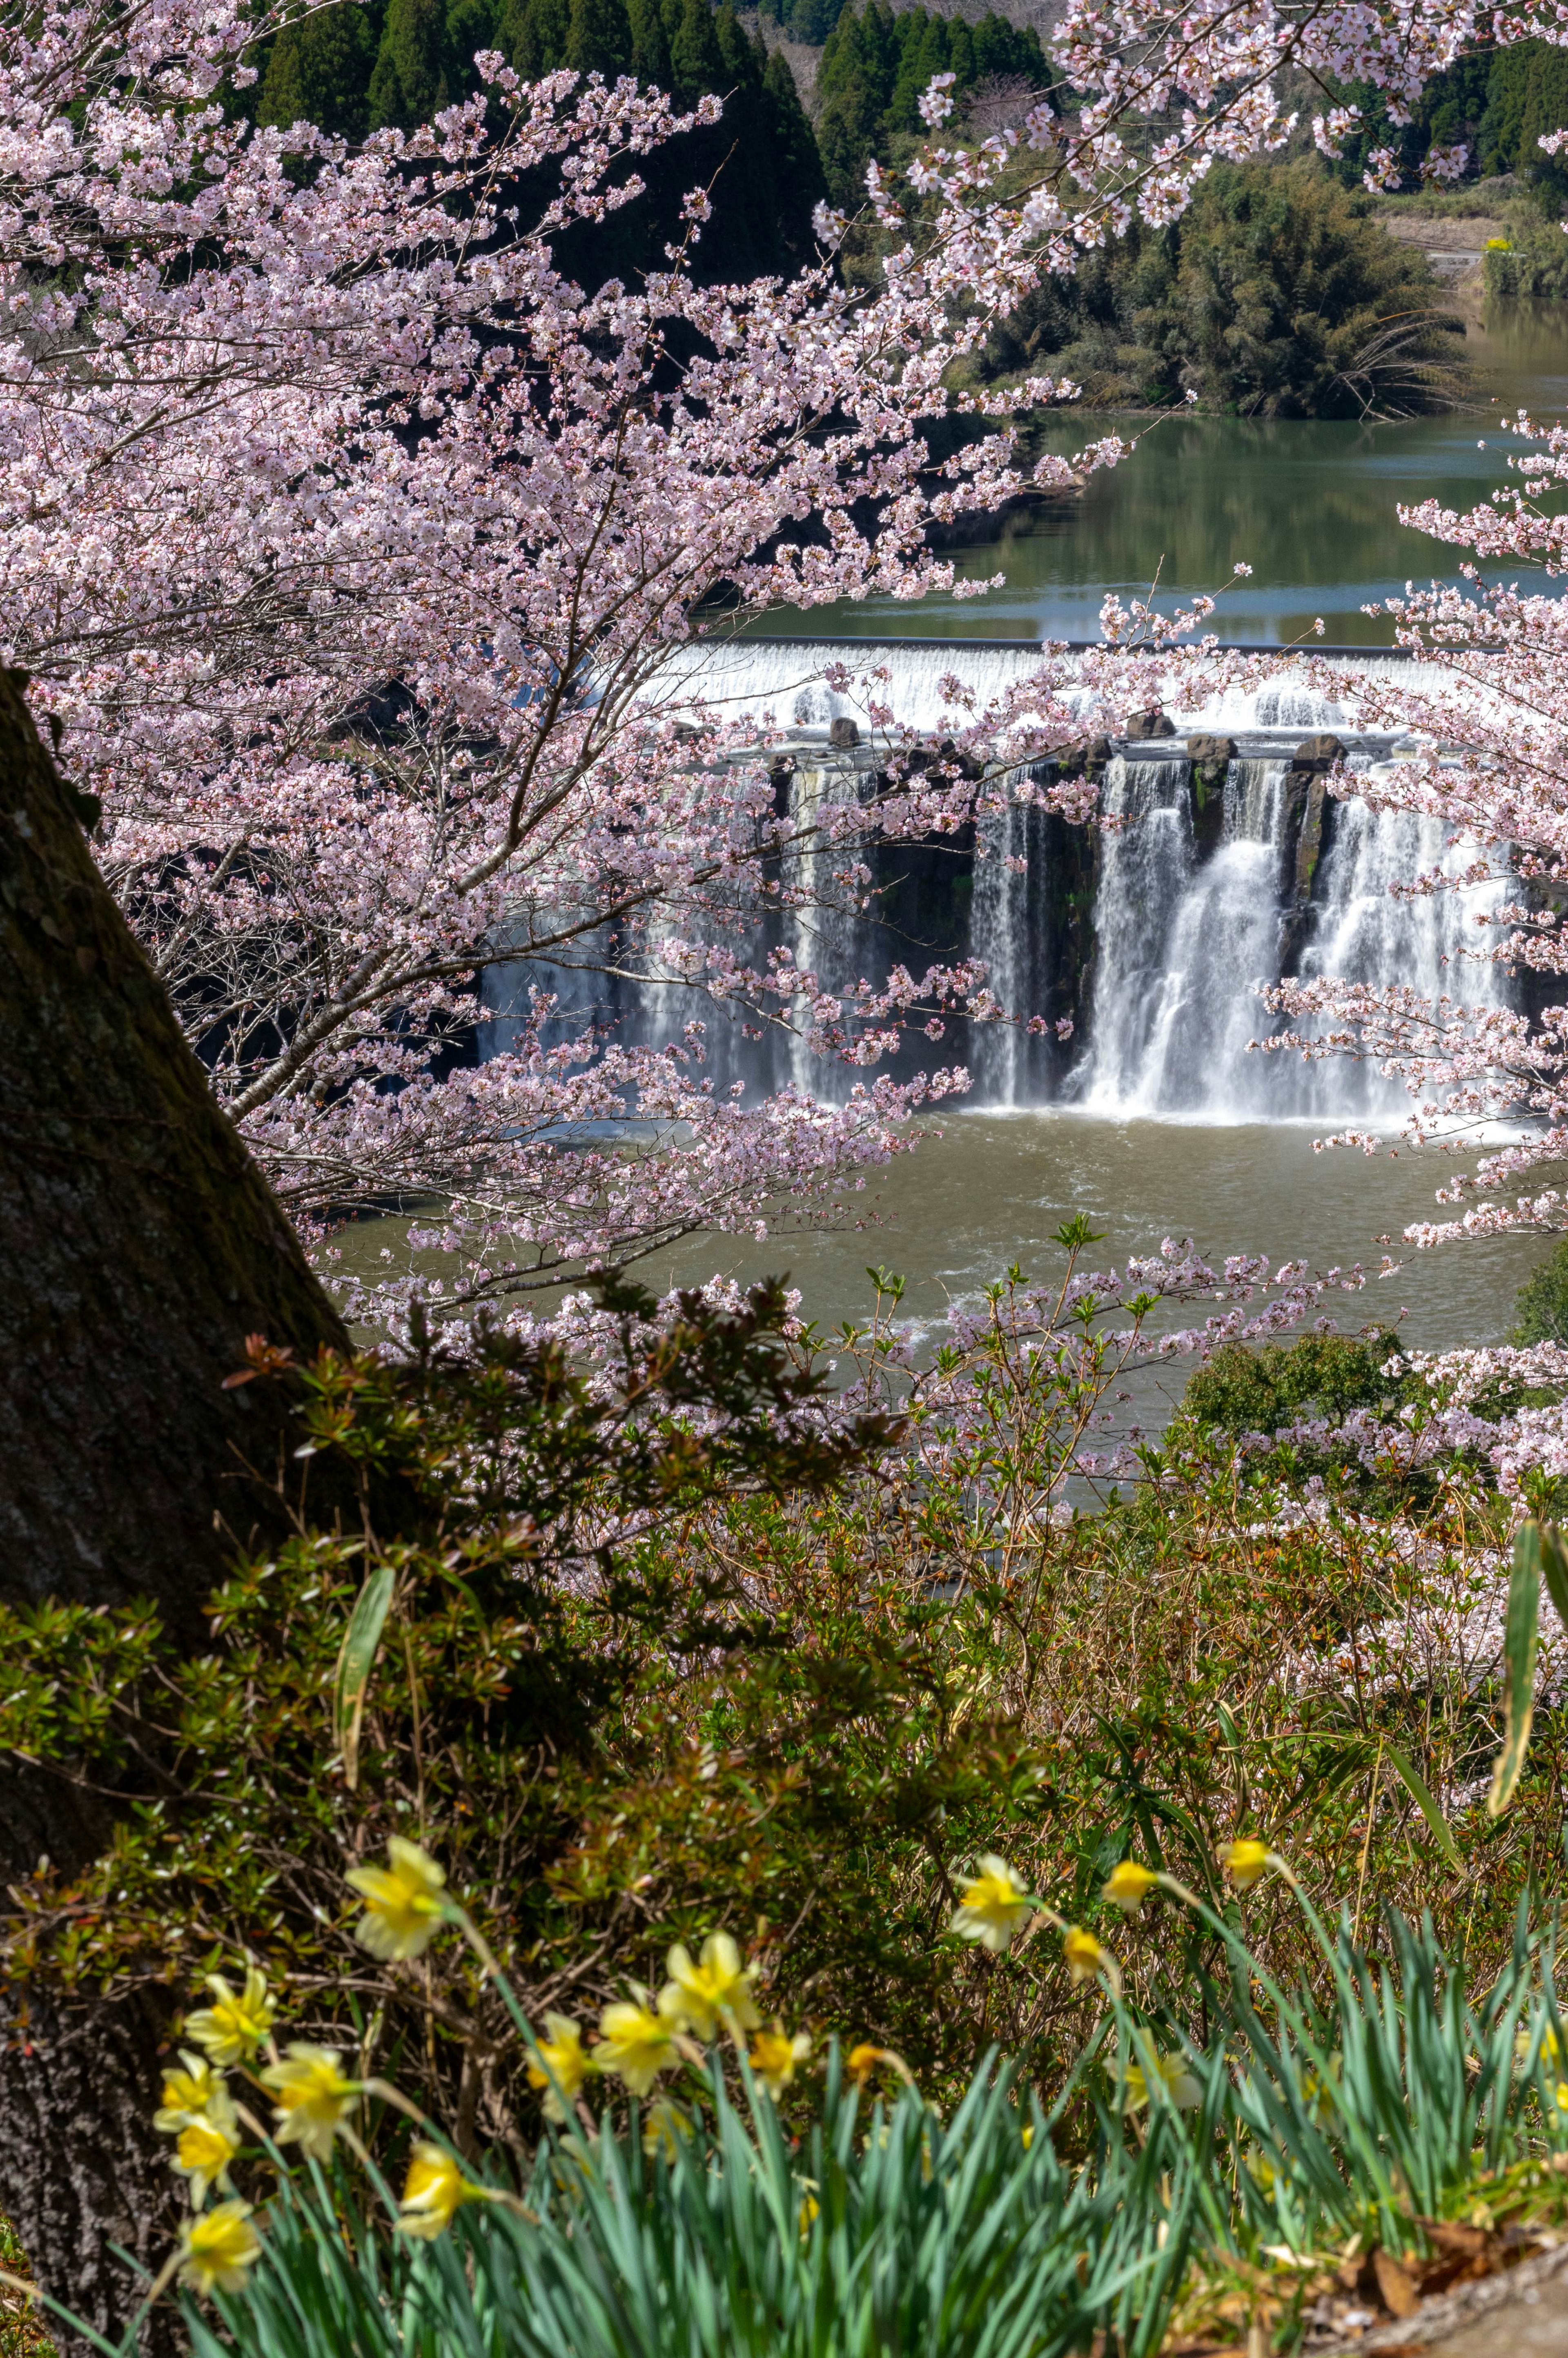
334, 1565, 396, 1793
1385, 1741, 1461, 1871
1488, 1523, 1542, 1820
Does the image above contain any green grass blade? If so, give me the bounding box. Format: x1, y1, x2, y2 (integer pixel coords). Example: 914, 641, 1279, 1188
1385, 1741, 1462, 1870
1488, 1522, 1541, 1820
333, 1564, 396, 1791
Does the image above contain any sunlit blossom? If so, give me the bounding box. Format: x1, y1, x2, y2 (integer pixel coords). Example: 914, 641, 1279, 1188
949, 1855, 1034, 1952
1123, 2049, 1202, 2113
178, 2200, 262, 2298
172, 2084, 243, 2206
154, 2051, 223, 2134
1101, 1861, 1158, 1917
1063, 1926, 1113, 1986
593, 1999, 680, 2095
398, 2143, 483, 2239
527, 2013, 590, 2122
346, 1837, 449, 1962
749, 2026, 812, 2097
185, 1967, 275, 2067
659, 1933, 761, 2038
261, 2045, 360, 2161
1219, 1840, 1272, 1891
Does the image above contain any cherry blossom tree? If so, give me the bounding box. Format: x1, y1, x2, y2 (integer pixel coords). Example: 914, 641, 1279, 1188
13, 0, 1563, 1335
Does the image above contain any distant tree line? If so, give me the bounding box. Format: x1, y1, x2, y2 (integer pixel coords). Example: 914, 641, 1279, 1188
249, 0, 826, 279
814, 2, 1055, 204
1325, 40, 1568, 202
978, 161, 1464, 416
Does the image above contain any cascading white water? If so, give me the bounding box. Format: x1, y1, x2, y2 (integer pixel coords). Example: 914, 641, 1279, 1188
482, 641, 1516, 1124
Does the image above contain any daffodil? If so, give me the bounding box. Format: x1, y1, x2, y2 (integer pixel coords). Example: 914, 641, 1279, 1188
154, 2051, 223, 2134
659, 1933, 761, 2038
642, 2097, 691, 2160
1219, 1839, 1272, 1890
398, 2143, 482, 2240
592, 2000, 679, 2095
846, 2042, 885, 2085
1101, 1861, 1158, 1918
346, 1836, 449, 1962
949, 1856, 1033, 1952
798, 2191, 821, 2236
749, 2025, 811, 2097
185, 1966, 275, 2067
261, 2044, 360, 2161
1123, 2049, 1201, 2113
178, 2200, 262, 2298
172, 2084, 243, 2205
526, 2013, 589, 2123
1062, 1926, 1112, 1986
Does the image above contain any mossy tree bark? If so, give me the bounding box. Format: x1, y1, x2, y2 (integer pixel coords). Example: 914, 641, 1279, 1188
0, 666, 354, 2350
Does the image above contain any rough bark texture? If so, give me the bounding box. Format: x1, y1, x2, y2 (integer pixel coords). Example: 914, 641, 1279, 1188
0, 665, 350, 1646
0, 1983, 183, 2358
0, 667, 353, 2349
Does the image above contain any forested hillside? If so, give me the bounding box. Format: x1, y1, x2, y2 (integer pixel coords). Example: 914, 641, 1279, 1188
249, 0, 825, 278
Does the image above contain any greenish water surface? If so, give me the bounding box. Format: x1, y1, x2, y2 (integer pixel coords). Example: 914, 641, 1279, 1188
771, 300, 1568, 645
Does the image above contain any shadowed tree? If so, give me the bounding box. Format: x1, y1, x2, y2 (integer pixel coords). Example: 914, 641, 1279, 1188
0, 670, 354, 2351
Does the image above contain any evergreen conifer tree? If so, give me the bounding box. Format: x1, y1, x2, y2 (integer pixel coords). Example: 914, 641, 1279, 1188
762, 45, 827, 259
566, 0, 632, 76
256, 1, 385, 139
500, 0, 568, 72
669, 0, 723, 102
627, 0, 671, 85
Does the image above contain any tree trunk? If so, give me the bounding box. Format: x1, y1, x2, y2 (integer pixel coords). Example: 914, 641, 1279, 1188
0, 663, 351, 1633
0, 665, 354, 2347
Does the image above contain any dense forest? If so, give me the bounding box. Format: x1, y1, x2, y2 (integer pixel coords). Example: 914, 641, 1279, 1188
814, 2, 1054, 203
248, 0, 826, 279
977, 161, 1465, 416
1326, 36, 1568, 200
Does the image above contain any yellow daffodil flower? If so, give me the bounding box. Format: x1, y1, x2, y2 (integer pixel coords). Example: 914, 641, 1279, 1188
261, 2045, 360, 2161
184, 1966, 275, 2068
592, 2000, 679, 2095
155, 2051, 223, 2134
659, 1933, 761, 2038
749, 2026, 811, 2097
949, 1856, 1033, 1953
1101, 1861, 1158, 1918
798, 2191, 821, 2236
1021, 2122, 1035, 2150
346, 1836, 449, 1962
846, 2043, 886, 2085
172, 2084, 243, 2206
526, 2013, 589, 2123
178, 2200, 262, 2298
398, 2143, 482, 2239
1123, 2049, 1201, 2113
642, 2097, 691, 2160
1062, 1926, 1113, 1986
1219, 1839, 1272, 1890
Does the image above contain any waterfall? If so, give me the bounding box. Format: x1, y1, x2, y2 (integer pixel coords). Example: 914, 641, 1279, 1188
479, 639, 1514, 1125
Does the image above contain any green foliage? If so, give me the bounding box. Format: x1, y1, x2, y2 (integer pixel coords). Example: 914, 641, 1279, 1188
168, 2053, 1206, 2358
1514, 1237, 1568, 1343
756, 0, 850, 46
1180, 1327, 1409, 1436
980, 161, 1466, 416
565, 0, 631, 77
1480, 41, 1568, 203
815, 0, 1053, 205
256, 1, 387, 139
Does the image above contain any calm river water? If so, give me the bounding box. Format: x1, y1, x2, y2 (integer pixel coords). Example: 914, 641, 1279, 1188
341, 303, 1568, 1368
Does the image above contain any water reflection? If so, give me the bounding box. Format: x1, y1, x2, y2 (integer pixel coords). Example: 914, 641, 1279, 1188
763, 299, 1568, 646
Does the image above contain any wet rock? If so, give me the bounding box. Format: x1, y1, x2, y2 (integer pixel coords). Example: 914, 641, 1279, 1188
828, 716, 860, 748
1185, 733, 1236, 766
1126, 708, 1176, 738
1291, 732, 1345, 770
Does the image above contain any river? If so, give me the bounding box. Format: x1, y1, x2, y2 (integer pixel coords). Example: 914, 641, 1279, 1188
339, 300, 1568, 1374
